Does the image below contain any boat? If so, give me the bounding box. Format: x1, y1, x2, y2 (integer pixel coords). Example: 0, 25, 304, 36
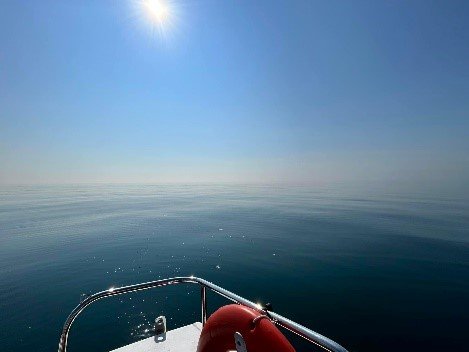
58, 276, 348, 352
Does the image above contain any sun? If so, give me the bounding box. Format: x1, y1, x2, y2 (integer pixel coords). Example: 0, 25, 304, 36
129, 0, 178, 42
141, 0, 171, 27
142, 0, 170, 25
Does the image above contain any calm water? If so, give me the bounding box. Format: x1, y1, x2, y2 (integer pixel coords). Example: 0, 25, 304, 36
0, 185, 468, 352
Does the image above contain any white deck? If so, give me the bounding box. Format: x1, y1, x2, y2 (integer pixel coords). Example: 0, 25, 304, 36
110, 322, 202, 352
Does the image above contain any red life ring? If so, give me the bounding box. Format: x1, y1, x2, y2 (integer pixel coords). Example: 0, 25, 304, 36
197, 304, 296, 352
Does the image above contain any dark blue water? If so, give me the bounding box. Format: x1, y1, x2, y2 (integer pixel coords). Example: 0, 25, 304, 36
0, 185, 468, 352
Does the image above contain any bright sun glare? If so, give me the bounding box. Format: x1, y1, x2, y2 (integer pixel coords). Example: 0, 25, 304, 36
142, 0, 170, 25
134, 0, 176, 40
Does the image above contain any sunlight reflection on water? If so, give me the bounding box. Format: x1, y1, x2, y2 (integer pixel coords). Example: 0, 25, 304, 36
0, 185, 468, 352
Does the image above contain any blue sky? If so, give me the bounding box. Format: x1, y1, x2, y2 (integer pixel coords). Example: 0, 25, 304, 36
1, 0, 468, 192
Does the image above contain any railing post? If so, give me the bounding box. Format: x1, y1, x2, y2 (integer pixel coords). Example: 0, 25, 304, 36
58, 277, 349, 352
201, 285, 207, 325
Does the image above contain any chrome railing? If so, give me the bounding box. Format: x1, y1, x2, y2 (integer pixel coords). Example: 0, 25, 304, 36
58, 276, 348, 352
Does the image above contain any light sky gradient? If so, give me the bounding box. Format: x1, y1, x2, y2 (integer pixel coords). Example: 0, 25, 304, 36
1, 0, 468, 194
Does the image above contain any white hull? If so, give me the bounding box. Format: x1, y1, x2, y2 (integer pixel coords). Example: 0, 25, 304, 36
110, 322, 202, 352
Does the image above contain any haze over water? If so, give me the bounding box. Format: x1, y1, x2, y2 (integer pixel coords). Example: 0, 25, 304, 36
1, 2, 469, 350
0, 184, 468, 352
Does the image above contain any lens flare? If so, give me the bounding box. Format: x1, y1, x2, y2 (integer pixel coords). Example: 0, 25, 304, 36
143, 0, 170, 24
127, 0, 180, 43
131, 0, 178, 41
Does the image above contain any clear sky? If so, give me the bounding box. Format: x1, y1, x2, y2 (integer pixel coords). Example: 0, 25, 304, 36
1, 0, 468, 194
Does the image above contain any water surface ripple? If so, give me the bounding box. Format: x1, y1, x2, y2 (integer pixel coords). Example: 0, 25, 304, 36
0, 185, 468, 351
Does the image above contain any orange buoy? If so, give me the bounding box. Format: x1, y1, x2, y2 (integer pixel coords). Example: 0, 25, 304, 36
197, 304, 296, 352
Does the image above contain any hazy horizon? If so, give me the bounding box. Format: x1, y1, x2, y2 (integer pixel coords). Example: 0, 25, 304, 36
1, 1, 469, 196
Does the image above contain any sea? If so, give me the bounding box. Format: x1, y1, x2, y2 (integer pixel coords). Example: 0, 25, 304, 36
0, 184, 468, 352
